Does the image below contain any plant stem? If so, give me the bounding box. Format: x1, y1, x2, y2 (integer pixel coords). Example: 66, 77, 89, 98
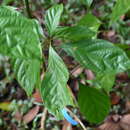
40, 108, 48, 130
66, 108, 87, 130
24, 0, 32, 18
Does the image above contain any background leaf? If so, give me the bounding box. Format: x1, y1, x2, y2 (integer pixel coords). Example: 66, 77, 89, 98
80, 0, 93, 7
110, 0, 130, 24
61, 39, 130, 74
55, 25, 95, 41
0, 6, 42, 96
45, 4, 63, 36
78, 12, 101, 33
78, 84, 111, 123
41, 46, 74, 119
116, 43, 130, 58
2, 0, 15, 5
92, 74, 115, 93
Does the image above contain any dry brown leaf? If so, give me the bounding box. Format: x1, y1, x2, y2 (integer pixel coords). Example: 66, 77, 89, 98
125, 101, 130, 112
102, 30, 115, 40
110, 92, 120, 105
33, 89, 43, 103
23, 106, 40, 124
97, 122, 121, 130
96, 115, 122, 130
120, 114, 130, 130
103, 31, 115, 38
117, 72, 128, 80
62, 120, 72, 130
14, 111, 22, 121
71, 67, 83, 77
84, 69, 95, 80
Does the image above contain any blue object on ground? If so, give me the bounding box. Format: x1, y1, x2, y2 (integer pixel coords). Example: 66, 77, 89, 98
61, 108, 78, 126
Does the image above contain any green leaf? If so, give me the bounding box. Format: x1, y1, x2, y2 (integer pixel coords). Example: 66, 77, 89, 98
78, 84, 111, 123
11, 59, 41, 96
55, 25, 95, 41
0, 6, 42, 96
80, 0, 93, 7
78, 12, 101, 33
115, 43, 130, 58
45, 4, 63, 36
92, 74, 115, 93
110, 0, 130, 24
41, 46, 74, 119
0, 6, 42, 60
116, 44, 130, 50
61, 39, 130, 74
2, 0, 15, 5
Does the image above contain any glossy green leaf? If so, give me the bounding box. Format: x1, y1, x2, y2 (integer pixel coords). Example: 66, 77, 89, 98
0, 6, 42, 96
116, 44, 130, 58
78, 12, 101, 33
41, 46, 74, 119
0, 6, 42, 60
80, 0, 93, 7
78, 84, 111, 123
111, 0, 130, 24
92, 74, 115, 93
61, 39, 130, 74
55, 25, 95, 41
45, 4, 63, 36
11, 59, 41, 96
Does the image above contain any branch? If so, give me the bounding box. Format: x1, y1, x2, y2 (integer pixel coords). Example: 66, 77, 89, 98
66, 108, 87, 130
40, 108, 48, 130
24, 0, 32, 18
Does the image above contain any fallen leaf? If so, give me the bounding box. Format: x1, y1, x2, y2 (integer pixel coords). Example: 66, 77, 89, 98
71, 67, 83, 77
120, 114, 130, 130
96, 115, 122, 130
125, 101, 130, 112
14, 111, 22, 121
117, 72, 128, 80
103, 31, 115, 38
62, 120, 72, 130
97, 122, 121, 130
33, 89, 43, 103
23, 106, 40, 124
84, 69, 95, 80
110, 92, 120, 105
111, 115, 121, 123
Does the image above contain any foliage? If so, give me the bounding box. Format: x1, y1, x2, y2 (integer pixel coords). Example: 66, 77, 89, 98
61, 39, 130, 74
0, 0, 130, 128
110, 0, 130, 24
0, 6, 42, 96
41, 46, 74, 119
45, 4, 63, 36
78, 84, 110, 123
